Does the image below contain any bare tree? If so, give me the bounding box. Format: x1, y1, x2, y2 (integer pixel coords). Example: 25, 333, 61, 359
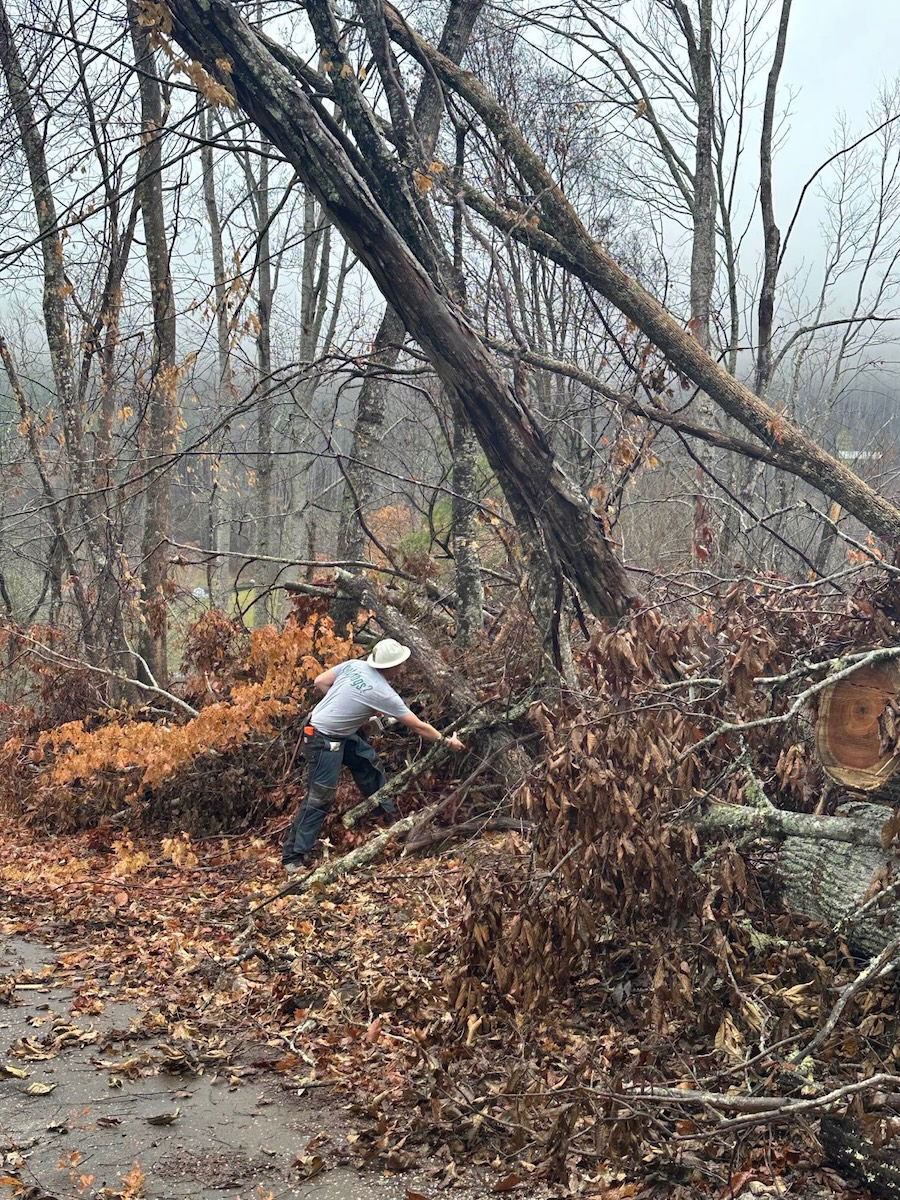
128, 0, 178, 683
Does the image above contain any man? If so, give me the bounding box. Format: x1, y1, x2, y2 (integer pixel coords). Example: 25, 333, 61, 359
282, 637, 465, 874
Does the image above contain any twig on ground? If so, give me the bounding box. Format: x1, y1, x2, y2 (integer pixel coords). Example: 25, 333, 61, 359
614, 1072, 900, 1133
791, 937, 900, 1063
246, 804, 443, 917
404, 815, 531, 853
400, 750, 507, 852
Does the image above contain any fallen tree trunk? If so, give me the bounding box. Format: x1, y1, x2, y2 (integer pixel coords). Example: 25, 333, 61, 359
696, 800, 892, 847
780, 809, 900, 959
699, 800, 900, 956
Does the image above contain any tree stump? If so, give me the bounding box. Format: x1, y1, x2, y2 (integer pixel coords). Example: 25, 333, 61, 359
816, 663, 900, 804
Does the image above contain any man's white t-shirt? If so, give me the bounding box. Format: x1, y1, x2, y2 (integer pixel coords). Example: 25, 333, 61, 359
309, 660, 412, 738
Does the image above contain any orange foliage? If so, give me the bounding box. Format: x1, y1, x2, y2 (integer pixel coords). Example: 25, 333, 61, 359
32, 616, 355, 797
367, 503, 415, 563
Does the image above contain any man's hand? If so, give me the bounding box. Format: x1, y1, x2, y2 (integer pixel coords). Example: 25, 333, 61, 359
399, 713, 465, 750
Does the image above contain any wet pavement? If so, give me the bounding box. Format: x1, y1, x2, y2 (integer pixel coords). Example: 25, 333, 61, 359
0, 938, 488, 1200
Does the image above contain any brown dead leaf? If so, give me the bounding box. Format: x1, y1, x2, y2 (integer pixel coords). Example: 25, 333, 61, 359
493, 1175, 525, 1193
292, 1154, 324, 1181
120, 1162, 145, 1200
13, 1036, 56, 1061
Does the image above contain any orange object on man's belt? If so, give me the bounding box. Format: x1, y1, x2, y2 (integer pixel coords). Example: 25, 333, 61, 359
304, 725, 315, 736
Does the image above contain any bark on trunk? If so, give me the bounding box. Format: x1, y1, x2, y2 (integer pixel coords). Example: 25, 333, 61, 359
699, 800, 900, 957
254, 132, 276, 625
448, 125, 483, 645
451, 403, 484, 646
333, 303, 405, 618
0, 4, 85, 499
820, 1116, 900, 1200
199, 105, 232, 609
677, 0, 715, 350
682, 0, 717, 565
780, 822, 899, 958
129, 0, 177, 684
754, 0, 793, 397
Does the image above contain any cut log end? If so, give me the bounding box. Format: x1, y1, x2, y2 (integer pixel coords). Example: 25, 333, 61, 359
817, 663, 900, 801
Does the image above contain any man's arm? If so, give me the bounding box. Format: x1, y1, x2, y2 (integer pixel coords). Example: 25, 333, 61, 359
399, 711, 464, 750
313, 667, 339, 693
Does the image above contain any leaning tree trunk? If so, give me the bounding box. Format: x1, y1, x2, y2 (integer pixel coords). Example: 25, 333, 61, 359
164, 0, 642, 623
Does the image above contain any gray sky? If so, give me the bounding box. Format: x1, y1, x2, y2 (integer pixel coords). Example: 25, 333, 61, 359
780, 1, 900, 196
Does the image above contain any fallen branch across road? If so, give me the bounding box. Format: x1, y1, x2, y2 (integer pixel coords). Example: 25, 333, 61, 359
247, 803, 442, 916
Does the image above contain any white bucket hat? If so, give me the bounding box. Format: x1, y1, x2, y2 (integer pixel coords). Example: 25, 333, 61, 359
366, 638, 411, 669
